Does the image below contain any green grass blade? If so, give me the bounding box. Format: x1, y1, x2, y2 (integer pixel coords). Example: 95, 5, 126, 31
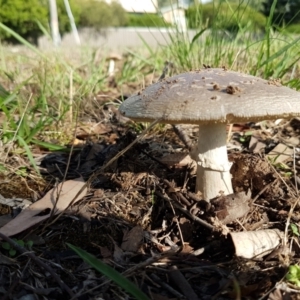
189, 28, 207, 51
36, 20, 51, 39
137, 32, 156, 57
0, 22, 46, 59
262, 0, 277, 75
0, 92, 17, 108
17, 136, 39, 173
258, 36, 300, 69
23, 116, 53, 144
0, 74, 34, 108
0, 82, 9, 99
31, 139, 68, 151
67, 243, 150, 300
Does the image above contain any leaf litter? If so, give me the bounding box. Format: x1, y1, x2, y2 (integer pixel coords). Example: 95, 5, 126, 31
1, 97, 300, 299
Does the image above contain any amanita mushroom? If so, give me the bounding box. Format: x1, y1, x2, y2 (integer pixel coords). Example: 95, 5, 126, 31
119, 68, 300, 201
106, 53, 122, 76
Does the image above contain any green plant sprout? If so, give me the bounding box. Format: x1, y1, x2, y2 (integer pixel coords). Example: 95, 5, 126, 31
290, 224, 300, 237
286, 265, 300, 287
1, 239, 33, 257
239, 131, 253, 144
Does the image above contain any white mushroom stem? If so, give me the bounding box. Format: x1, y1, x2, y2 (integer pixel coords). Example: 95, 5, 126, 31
108, 59, 115, 76
196, 123, 233, 201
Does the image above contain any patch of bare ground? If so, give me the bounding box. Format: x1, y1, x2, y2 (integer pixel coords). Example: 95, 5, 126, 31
2, 107, 300, 299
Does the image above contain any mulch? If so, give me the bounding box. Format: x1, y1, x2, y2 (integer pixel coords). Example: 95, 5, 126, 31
1, 104, 300, 299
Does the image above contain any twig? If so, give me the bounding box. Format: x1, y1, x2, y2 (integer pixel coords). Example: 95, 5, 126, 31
252, 180, 277, 203
4, 94, 33, 162
69, 70, 73, 124
164, 179, 192, 206
226, 123, 233, 143
172, 124, 194, 150
123, 249, 177, 277
155, 191, 214, 231
2, 275, 20, 300
0, 231, 76, 299
266, 158, 298, 247
177, 192, 192, 207
187, 191, 203, 202
168, 196, 185, 246
293, 146, 298, 195
157, 61, 174, 82
169, 265, 199, 300
89, 118, 162, 182
150, 273, 185, 299
140, 149, 173, 172
42, 111, 81, 231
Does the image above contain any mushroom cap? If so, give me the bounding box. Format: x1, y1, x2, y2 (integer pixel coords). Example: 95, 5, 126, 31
106, 53, 122, 61
119, 68, 300, 124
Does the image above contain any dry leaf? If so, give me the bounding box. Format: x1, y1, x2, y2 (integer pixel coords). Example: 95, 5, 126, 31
75, 122, 112, 139
266, 143, 293, 164
249, 135, 266, 153
210, 191, 250, 224
230, 229, 283, 259
121, 226, 144, 252
159, 153, 193, 167
268, 288, 285, 300
0, 215, 13, 227
99, 246, 112, 259
0, 178, 87, 238
71, 138, 85, 146
180, 243, 194, 254
160, 153, 197, 173
92, 123, 112, 135
269, 283, 293, 300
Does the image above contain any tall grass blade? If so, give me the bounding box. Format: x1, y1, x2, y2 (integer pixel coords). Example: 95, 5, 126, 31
137, 32, 156, 57
67, 243, 150, 300
258, 36, 300, 69
0, 22, 46, 59
0, 92, 16, 108
260, 0, 277, 75
36, 20, 51, 39
190, 28, 207, 51
17, 136, 39, 173
31, 139, 68, 151
0, 83, 9, 99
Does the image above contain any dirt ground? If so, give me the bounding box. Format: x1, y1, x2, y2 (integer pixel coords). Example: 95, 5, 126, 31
1, 95, 300, 299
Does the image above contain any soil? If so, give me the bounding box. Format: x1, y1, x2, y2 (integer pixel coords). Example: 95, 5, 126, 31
1, 98, 300, 299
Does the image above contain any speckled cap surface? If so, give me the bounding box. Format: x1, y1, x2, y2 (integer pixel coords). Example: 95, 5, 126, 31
119, 68, 300, 124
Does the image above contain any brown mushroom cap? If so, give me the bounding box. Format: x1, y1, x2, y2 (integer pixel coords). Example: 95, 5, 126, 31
106, 53, 122, 61
119, 68, 300, 124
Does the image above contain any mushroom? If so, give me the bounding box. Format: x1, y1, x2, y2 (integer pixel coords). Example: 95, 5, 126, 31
119, 68, 300, 201
106, 53, 122, 76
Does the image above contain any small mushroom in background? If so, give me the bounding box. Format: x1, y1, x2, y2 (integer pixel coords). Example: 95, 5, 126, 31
106, 53, 122, 77
119, 68, 300, 201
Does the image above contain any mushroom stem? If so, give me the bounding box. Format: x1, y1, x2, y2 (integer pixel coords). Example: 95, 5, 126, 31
196, 123, 233, 201
108, 59, 115, 76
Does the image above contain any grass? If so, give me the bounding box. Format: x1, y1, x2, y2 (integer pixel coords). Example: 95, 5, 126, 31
68, 243, 150, 300
151, 1, 300, 84
1, 0, 300, 297
1, 10, 300, 156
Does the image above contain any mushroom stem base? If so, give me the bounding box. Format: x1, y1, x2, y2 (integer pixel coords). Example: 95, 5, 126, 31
196, 123, 233, 201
